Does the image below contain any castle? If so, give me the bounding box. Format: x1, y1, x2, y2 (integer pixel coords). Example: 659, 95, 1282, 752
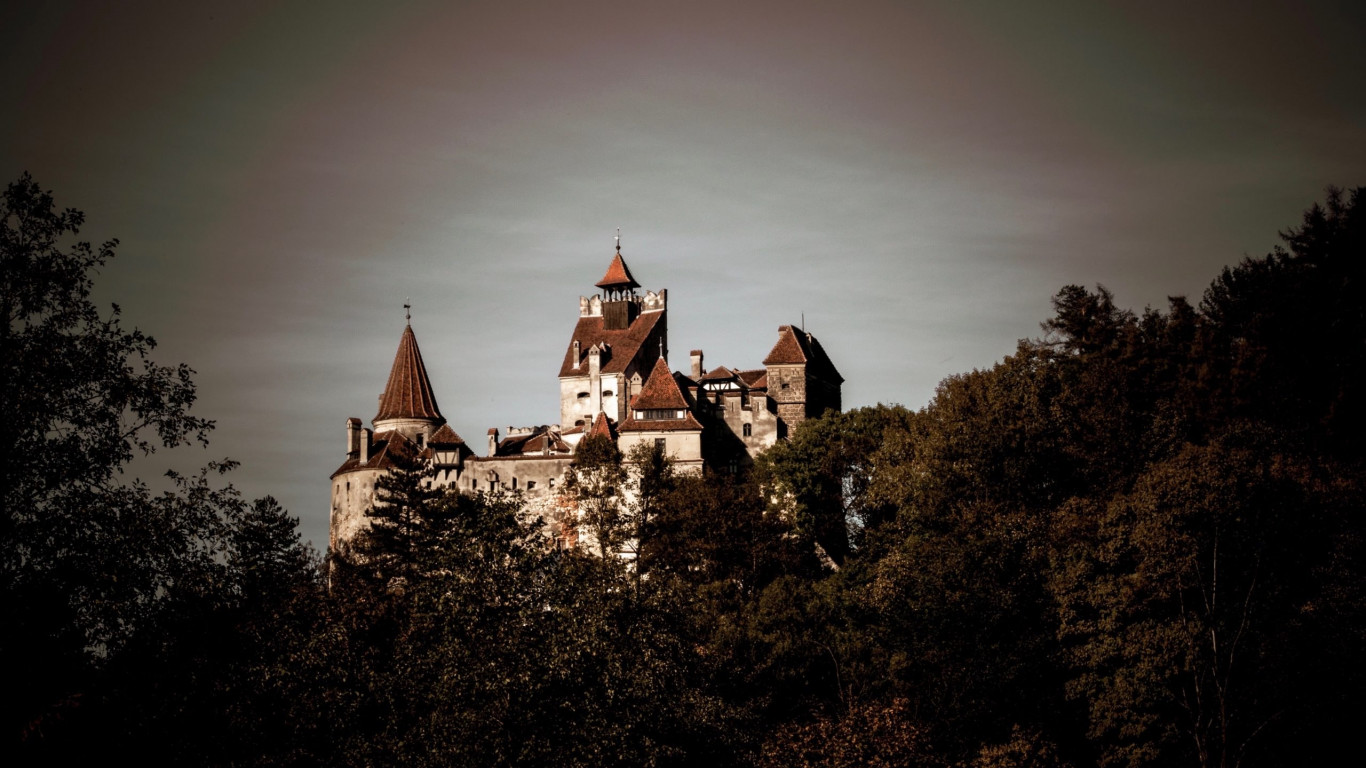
329, 243, 842, 551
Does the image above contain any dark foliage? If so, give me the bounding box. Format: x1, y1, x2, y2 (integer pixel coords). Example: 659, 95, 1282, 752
6, 176, 1363, 767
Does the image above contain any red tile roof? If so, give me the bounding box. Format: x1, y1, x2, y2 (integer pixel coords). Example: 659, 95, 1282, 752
737, 369, 767, 388
558, 309, 664, 378
427, 423, 465, 446
588, 412, 618, 441
761, 325, 844, 383
630, 356, 690, 410
595, 251, 640, 290
375, 325, 444, 423
700, 365, 737, 382
331, 430, 421, 477
762, 325, 809, 365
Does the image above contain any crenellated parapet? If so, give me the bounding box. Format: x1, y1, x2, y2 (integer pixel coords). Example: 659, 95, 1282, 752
578, 288, 666, 318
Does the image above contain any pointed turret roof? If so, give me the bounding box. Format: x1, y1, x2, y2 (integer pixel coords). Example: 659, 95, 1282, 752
630, 356, 691, 410
588, 412, 617, 442
762, 325, 845, 383
595, 251, 640, 291
374, 324, 445, 423
621, 359, 704, 433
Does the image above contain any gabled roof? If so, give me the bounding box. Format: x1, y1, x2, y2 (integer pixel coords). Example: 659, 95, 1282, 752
630, 356, 690, 410
493, 426, 573, 457
737, 369, 768, 389
595, 251, 640, 290
331, 430, 421, 478
559, 309, 664, 377
427, 423, 465, 446
588, 412, 617, 442
762, 325, 845, 383
700, 365, 737, 382
375, 325, 445, 423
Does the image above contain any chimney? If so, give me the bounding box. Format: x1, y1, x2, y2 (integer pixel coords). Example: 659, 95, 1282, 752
690, 349, 704, 380
488, 427, 499, 457
588, 344, 601, 376
346, 417, 361, 455
572, 340, 581, 369
359, 428, 372, 463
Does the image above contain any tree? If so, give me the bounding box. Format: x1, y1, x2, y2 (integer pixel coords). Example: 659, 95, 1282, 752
1050, 433, 1364, 768
0, 174, 316, 759
759, 406, 914, 565
351, 444, 446, 585
562, 433, 627, 559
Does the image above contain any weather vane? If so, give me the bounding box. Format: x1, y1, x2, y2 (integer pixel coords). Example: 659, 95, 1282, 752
615, 227, 621, 252
404, 298, 411, 325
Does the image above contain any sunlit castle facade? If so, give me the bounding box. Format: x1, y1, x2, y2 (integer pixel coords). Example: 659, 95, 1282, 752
329, 241, 843, 552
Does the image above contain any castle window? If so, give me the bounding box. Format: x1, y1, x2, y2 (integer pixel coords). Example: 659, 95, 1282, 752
602, 390, 613, 397
512, 477, 518, 489
577, 392, 590, 399
549, 478, 555, 489
655, 438, 666, 451
638, 409, 683, 420
743, 423, 752, 437
526, 481, 536, 491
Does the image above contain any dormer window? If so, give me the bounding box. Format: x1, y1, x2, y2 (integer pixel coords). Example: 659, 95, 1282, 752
638, 409, 684, 420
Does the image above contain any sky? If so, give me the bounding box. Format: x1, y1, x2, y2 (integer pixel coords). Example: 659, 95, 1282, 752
4, 0, 1365, 549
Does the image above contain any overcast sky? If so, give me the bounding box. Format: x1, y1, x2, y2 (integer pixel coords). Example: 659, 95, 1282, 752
4, 0, 1364, 548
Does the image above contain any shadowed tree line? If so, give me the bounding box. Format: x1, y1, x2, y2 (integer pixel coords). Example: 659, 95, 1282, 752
4, 173, 1363, 766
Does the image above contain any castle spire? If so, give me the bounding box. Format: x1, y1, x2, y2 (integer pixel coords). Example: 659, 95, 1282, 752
374, 323, 444, 426
595, 247, 640, 295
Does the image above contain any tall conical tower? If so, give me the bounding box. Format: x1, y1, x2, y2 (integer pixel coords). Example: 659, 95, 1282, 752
373, 321, 445, 442
329, 316, 450, 552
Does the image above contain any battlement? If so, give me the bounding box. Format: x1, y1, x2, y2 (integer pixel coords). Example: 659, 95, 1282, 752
579, 289, 666, 318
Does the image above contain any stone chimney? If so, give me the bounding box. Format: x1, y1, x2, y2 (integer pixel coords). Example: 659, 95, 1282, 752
359, 427, 372, 463
588, 344, 601, 376
572, 340, 581, 369
346, 417, 361, 456
488, 427, 499, 457
690, 349, 704, 380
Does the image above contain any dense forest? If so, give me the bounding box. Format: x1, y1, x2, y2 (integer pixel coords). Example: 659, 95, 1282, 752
4, 173, 1364, 766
